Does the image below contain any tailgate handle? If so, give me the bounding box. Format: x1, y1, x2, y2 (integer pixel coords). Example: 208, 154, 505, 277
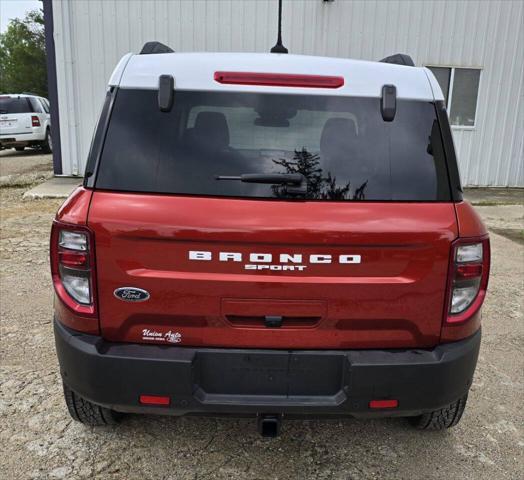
264, 315, 283, 328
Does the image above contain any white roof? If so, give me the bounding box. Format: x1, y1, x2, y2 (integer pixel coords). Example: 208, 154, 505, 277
109, 52, 444, 101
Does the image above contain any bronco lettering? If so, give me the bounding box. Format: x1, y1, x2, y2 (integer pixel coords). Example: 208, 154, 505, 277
188, 251, 361, 264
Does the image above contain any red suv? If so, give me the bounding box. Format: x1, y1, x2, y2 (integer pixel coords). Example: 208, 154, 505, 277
51, 46, 489, 437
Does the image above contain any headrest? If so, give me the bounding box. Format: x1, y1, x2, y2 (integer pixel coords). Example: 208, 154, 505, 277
320, 118, 358, 160
193, 112, 230, 149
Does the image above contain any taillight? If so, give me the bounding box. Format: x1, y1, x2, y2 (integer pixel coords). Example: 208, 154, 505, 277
446, 237, 490, 324
31, 115, 40, 127
50, 221, 97, 317
214, 71, 345, 89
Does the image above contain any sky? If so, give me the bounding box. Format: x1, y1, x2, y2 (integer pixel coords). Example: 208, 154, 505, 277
0, 0, 41, 33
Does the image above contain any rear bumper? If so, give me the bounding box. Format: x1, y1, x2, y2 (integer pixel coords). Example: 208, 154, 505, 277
0, 130, 45, 146
54, 319, 480, 418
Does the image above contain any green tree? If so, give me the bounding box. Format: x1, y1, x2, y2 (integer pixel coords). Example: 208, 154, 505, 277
0, 9, 47, 97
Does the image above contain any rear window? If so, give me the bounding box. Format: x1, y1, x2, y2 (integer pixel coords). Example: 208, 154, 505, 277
0, 97, 33, 114
40, 98, 50, 113
95, 90, 451, 201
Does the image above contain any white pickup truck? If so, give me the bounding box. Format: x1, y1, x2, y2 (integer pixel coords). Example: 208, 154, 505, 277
0, 94, 52, 152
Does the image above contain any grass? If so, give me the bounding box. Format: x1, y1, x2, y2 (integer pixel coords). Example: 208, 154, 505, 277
471, 201, 524, 206
489, 228, 524, 246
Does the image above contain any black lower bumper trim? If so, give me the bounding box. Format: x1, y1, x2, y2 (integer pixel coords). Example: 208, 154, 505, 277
54, 319, 480, 418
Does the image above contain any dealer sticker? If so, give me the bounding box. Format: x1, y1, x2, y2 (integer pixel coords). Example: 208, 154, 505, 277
142, 329, 181, 344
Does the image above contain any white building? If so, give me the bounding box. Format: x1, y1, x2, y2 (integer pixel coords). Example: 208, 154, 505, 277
44, 0, 523, 187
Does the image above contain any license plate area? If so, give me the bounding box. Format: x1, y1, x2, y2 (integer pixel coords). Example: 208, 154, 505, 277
194, 351, 346, 398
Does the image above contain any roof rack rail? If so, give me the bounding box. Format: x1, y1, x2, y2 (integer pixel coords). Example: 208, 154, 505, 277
139, 41, 174, 55
379, 53, 415, 67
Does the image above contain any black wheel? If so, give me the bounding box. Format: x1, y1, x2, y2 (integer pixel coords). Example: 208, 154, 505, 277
410, 394, 468, 430
42, 129, 52, 153
63, 383, 122, 426
15, 146, 25, 151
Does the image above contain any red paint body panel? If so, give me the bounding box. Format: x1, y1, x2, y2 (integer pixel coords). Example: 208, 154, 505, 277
53, 293, 99, 335
454, 201, 488, 237
85, 192, 460, 349
56, 187, 92, 225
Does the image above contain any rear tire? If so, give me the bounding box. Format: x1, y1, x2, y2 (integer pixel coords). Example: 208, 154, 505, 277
410, 394, 468, 430
63, 383, 122, 426
15, 147, 25, 151
42, 129, 52, 153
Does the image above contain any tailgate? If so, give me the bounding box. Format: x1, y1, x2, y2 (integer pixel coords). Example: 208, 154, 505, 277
0, 113, 31, 135
88, 192, 457, 349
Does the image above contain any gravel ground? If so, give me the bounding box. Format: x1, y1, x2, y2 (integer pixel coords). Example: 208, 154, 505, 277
0, 154, 522, 479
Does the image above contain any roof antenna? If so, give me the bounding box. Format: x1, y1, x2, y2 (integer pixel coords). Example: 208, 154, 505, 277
270, 0, 288, 54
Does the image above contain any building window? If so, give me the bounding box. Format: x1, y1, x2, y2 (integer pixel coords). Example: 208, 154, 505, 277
427, 66, 481, 128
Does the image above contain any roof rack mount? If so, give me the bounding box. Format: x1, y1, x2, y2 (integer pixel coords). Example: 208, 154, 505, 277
140, 41, 174, 55
379, 53, 415, 67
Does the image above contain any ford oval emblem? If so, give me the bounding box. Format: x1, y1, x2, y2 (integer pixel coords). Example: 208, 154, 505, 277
114, 287, 150, 302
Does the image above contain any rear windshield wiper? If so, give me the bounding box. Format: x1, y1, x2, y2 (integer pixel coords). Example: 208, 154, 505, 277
216, 173, 307, 194
216, 173, 304, 185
